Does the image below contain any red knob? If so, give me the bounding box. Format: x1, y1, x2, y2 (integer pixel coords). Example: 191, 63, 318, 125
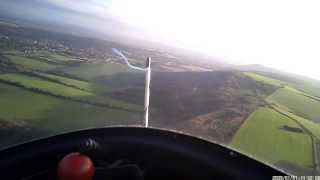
58, 152, 95, 180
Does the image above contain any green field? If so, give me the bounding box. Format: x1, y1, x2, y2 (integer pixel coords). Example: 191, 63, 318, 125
267, 87, 320, 123
249, 71, 320, 98
34, 51, 81, 63
36, 72, 93, 91
5, 55, 61, 71
272, 105, 320, 139
0, 73, 143, 111
0, 49, 144, 133
0, 73, 92, 97
295, 84, 320, 98
62, 61, 132, 80
0, 81, 61, 121
0, 82, 141, 132
39, 51, 74, 61
243, 72, 286, 87
234, 72, 320, 174
231, 107, 313, 169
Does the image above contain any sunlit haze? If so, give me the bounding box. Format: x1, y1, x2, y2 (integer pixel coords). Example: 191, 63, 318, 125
108, 0, 320, 80
4, 0, 320, 79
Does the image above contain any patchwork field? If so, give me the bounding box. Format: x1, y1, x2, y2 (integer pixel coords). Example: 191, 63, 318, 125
267, 87, 320, 123
243, 72, 286, 87
0, 73, 92, 97
4, 55, 61, 71
231, 107, 313, 170
233, 72, 320, 174
36, 51, 77, 62
0, 48, 144, 141
297, 85, 320, 98
35, 72, 93, 91
272, 105, 320, 140
62, 61, 133, 80
231, 108, 313, 175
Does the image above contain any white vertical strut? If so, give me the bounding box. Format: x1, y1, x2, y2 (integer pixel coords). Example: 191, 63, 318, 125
144, 57, 151, 127
112, 48, 151, 128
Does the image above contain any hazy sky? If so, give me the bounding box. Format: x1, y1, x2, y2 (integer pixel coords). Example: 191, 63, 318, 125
110, 0, 320, 80
3, 0, 320, 79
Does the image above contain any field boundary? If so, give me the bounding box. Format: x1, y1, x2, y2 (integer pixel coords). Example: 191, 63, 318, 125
0, 80, 142, 113
269, 104, 320, 173
20, 71, 91, 92
242, 71, 320, 173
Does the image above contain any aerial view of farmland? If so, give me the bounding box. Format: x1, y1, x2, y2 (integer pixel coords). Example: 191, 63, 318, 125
1, 0, 320, 177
